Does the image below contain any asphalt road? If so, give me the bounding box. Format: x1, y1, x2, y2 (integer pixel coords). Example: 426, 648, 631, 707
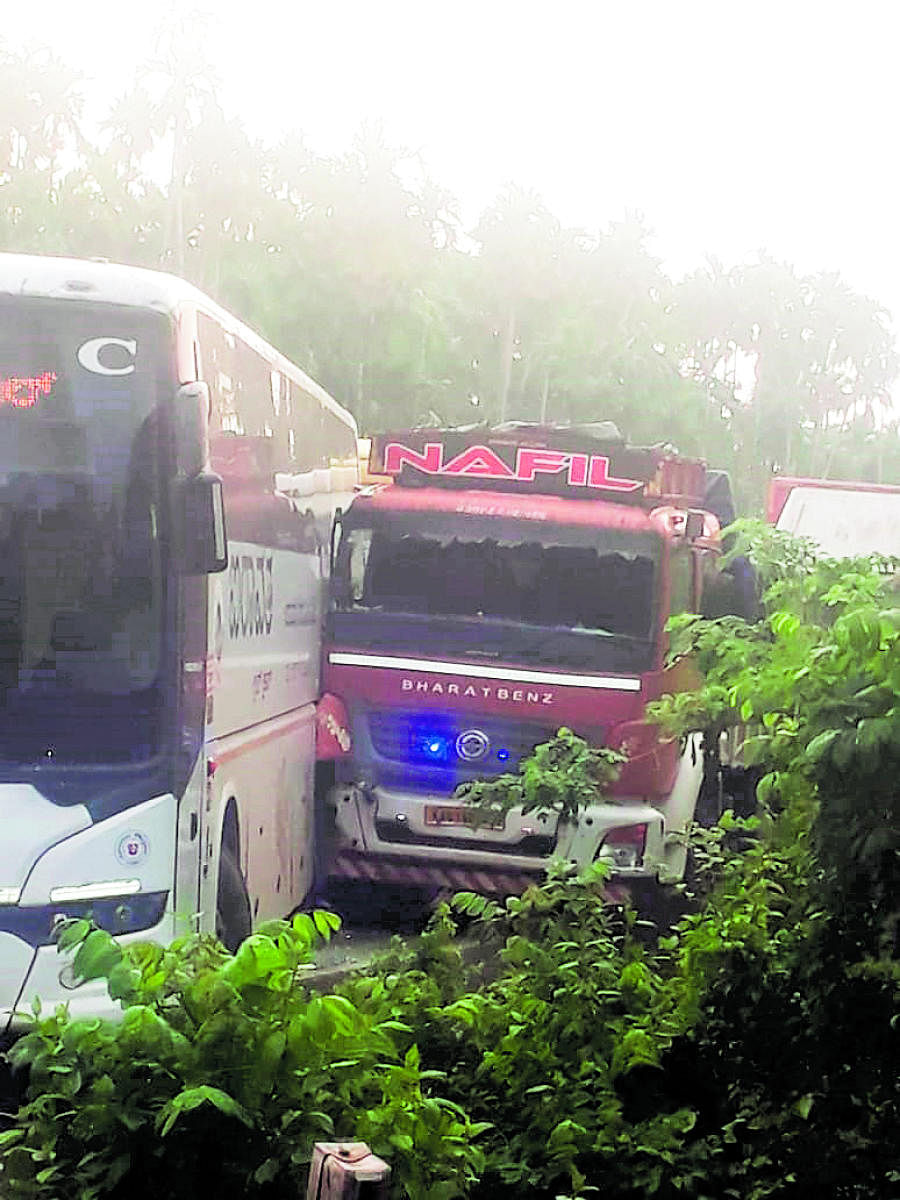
304, 882, 435, 985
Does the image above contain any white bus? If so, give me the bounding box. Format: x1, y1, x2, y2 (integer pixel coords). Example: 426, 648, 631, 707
0, 253, 357, 1030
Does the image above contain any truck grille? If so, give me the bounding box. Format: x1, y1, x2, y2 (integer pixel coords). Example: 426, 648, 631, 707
367, 709, 552, 772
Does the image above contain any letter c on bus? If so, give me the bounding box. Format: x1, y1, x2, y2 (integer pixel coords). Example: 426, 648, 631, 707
77, 337, 137, 375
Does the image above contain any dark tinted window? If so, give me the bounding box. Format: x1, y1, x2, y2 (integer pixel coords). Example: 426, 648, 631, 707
0, 299, 169, 763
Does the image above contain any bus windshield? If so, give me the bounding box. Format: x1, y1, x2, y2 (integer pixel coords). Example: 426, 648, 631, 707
331, 510, 660, 671
0, 299, 169, 764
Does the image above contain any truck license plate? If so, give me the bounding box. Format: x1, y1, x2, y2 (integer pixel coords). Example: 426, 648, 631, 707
424, 805, 505, 831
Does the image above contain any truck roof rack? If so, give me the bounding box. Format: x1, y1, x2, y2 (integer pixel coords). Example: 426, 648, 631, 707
368, 424, 707, 508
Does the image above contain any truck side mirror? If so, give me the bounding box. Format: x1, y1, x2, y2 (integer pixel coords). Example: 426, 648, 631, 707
330, 508, 343, 574
180, 472, 228, 574
685, 509, 706, 540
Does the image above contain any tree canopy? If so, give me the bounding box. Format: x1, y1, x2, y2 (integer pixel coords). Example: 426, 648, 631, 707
2, 36, 899, 509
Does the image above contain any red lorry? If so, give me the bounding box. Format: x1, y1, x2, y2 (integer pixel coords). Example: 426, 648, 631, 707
767, 475, 900, 559
317, 423, 739, 898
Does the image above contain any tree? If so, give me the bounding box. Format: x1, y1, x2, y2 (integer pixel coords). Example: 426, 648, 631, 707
671, 257, 899, 508
1, 31, 898, 491
0, 41, 87, 251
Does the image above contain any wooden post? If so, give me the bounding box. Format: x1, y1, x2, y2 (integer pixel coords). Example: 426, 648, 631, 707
306, 1142, 390, 1199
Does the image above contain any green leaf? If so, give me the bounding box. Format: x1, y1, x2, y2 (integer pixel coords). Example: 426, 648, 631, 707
72, 929, 122, 982
56, 918, 91, 953
832, 732, 855, 771
770, 610, 800, 638
106, 961, 141, 1004
805, 729, 840, 765
253, 1158, 281, 1184
312, 910, 338, 940
291, 912, 316, 943
157, 1086, 254, 1137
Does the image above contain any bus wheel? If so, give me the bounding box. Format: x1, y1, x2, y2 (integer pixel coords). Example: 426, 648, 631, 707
216, 846, 251, 952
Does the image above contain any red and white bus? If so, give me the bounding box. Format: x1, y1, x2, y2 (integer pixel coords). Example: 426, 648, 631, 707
0, 253, 357, 1031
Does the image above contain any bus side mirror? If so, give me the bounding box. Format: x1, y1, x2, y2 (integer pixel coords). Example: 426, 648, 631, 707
174, 381, 211, 477
180, 473, 228, 574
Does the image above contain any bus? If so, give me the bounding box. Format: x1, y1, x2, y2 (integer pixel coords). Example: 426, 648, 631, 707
0, 253, 357, 1032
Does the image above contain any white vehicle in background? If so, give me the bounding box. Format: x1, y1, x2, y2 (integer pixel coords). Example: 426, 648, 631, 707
0, 253, 357, 1033
767, 475, 900, 558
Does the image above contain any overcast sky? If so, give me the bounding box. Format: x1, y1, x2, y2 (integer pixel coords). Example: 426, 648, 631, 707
6, 0, 900, 322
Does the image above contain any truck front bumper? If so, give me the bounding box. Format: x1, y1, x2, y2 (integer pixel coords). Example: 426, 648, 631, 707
327, 780, 668, 897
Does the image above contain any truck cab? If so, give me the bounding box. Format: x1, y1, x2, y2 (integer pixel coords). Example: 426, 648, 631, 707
318, 424, 722, 896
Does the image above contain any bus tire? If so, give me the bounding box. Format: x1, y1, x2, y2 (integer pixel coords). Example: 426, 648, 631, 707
216, 846, 251, 952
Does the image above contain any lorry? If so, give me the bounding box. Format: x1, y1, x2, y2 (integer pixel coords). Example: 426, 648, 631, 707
767, 475, 900, 558
316, 423, 739, 899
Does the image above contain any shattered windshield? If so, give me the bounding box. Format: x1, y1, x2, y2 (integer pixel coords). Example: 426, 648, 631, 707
331, 510, 659, 670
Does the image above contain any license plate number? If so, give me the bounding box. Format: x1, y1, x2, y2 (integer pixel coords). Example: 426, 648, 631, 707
423, 805, 505, 831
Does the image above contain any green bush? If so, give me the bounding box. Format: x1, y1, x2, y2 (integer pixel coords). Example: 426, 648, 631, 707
454, 725, 624, 826
0, 914, 487, 1199
338, 813, 816, 1200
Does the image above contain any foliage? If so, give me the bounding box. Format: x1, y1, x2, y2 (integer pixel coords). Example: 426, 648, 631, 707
453, 726, 625, 826
655, 520, 900, 947
334, 803, 822, 1200
0, 914, 487, 1200
672, 258, 899, 507
646, 527, 900, 1197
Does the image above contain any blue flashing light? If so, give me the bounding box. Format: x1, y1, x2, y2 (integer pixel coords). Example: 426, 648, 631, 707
411, 726, 453, 763
497, 748, 510, 762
